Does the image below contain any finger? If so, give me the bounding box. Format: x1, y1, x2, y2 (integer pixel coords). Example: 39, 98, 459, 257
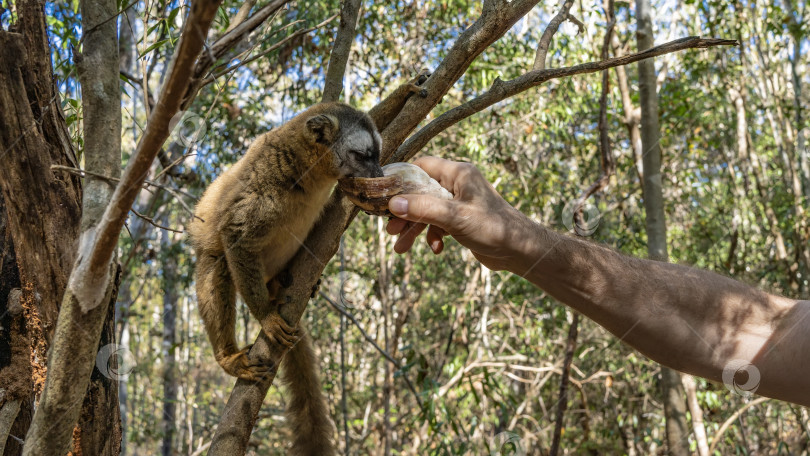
386, 217, 408, 235
389, 194, 456, 228
412, 156, 478, 192
412, 156, 459, 190
426, 224, 446, 254
394, 222, 427, 254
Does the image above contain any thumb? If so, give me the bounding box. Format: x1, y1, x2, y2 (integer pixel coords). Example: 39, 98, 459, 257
389, 195, 455, 228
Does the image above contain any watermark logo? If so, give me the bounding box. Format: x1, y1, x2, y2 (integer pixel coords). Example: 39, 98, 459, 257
561, 199, 601, 236
722, 359, 760, 397
168, 110, 207, 147
489, 431, 525, 456
321, 271, 373, 310
96, 344, 137, 381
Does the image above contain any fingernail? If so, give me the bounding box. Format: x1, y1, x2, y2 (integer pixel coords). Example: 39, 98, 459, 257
430, 239, 441, 253
389, 197, 408, 215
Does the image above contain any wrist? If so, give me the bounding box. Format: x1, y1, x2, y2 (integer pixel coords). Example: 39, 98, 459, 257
506, 214, 561, 280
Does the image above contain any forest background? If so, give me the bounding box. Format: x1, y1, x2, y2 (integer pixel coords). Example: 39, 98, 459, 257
0, 0, 808, 455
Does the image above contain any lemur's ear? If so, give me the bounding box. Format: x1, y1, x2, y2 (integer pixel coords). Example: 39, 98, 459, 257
305, 114, 339, 145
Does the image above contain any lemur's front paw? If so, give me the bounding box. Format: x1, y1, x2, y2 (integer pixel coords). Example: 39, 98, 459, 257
217, 345, 272, 382
261, 312, 300, 348
266, 269, 294, 297
407, 68, 431, 98
310, 277, 322, 299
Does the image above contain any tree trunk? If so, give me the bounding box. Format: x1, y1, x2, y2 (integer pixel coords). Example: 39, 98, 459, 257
160, 213, 178, 456
13, 0, 123, 453
0, 0, 121, 453
635, 0, 690, 454
0, 195, 31, 456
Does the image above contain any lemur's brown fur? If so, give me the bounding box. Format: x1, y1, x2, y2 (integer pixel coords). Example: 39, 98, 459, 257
189, 73, 427, 455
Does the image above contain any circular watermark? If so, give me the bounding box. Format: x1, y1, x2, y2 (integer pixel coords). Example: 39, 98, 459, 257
722, 359, 760, 397
322, 271, 373, 310
168, 110, 207, 147
96, 343, 137, 381
489, 431, 525, 456
561, 199, 601, 237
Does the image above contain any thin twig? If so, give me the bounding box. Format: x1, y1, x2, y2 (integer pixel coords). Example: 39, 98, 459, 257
707, 397, 769, 454
50, 165, 200, 220
152, 151, 196, 181
566, 13, 585, 34
321, 292, 424, 409
120, 69, 155, 110
130, 209, 184, 233
201, 14, 338, 87
533, 0, 576, 70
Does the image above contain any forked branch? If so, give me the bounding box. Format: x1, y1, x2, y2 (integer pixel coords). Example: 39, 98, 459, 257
533, 0, 576, 70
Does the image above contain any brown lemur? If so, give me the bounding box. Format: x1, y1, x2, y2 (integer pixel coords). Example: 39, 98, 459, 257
189, 71, 428, 456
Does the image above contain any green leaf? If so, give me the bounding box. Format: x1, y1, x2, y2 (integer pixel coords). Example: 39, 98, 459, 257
139, 38, 169, 57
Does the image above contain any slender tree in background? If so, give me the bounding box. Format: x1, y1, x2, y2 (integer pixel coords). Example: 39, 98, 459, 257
160, 210, 178, 456
635, 0, 690, 454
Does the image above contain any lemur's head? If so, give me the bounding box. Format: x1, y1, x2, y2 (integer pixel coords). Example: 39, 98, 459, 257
304, 103, 385, 179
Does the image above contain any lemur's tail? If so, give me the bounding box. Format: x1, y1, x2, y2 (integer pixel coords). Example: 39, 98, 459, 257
280, 327, 336, 455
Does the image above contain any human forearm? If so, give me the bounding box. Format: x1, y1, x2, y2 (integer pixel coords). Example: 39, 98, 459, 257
386, 157, 810, 405
514, 221, 809, 404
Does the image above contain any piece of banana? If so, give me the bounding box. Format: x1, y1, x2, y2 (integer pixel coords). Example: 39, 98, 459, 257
339, 162, 453, 216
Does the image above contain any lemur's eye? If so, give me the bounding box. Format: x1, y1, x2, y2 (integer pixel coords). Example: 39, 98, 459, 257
351, 150, 369, 159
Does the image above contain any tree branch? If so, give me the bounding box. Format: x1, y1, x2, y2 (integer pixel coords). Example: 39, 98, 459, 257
223, 0, 256, 34
532, 0, 576, 70
86, 0, 221, 277
200, 14, 338, 88
549, 313, 580, 456
396, 36, 737, 163
379, 0, 543, 161
321, 0, 362, 103
194, 0, 290, 77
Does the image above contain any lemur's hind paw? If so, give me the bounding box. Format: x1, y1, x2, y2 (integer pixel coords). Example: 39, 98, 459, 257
261, 312, 300, 348
217, 345, 272, 382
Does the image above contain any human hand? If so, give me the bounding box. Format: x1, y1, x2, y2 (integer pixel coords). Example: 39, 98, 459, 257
386, 156, 536, 272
